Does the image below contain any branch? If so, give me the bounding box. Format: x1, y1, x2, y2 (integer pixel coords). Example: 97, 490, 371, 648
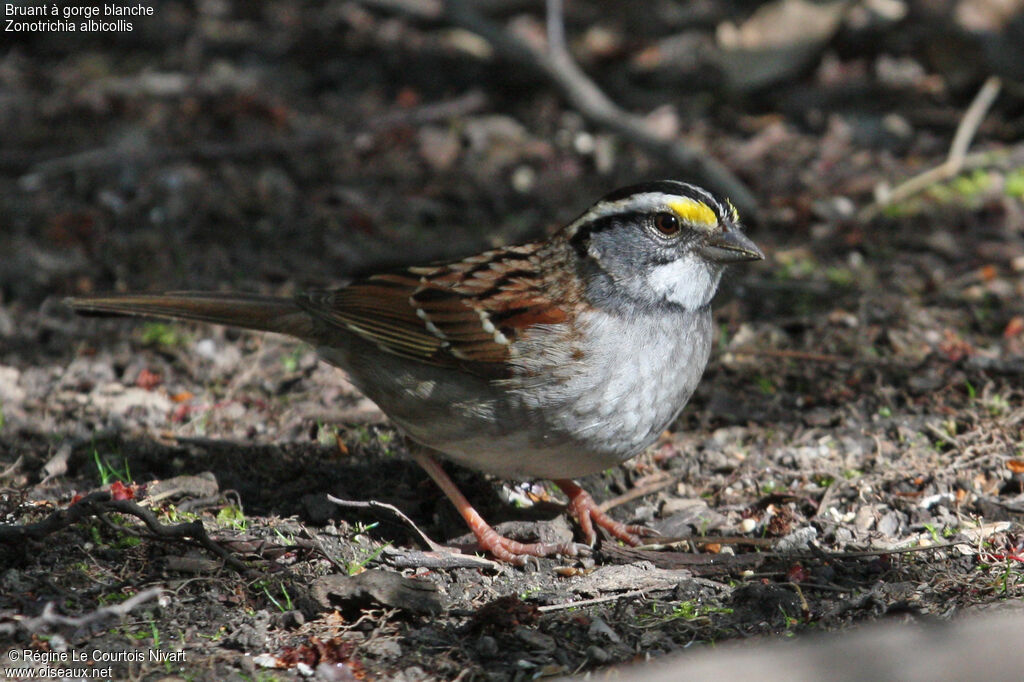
328, 494, 446, 552
860, 76, 1002, 221
2, 588, 164, 636
0, 491, 251, 573
356, 0, 757, 216
448, 0, 756, 215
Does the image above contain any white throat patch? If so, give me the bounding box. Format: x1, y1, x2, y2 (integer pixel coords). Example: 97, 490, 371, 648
646, 254, 721, 309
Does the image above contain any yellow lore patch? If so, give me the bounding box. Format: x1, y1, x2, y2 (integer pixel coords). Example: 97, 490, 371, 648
667, 198, 718, 229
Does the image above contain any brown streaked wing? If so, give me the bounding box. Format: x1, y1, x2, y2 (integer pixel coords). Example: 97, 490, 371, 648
298, 279, 445, 361
295, 244, 567, 376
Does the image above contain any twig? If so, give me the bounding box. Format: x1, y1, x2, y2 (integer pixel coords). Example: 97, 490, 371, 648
597, 472, 678, 513
357, 0, 757, 215
537, 588, 649, 613
729, 347, 862, 365
0, 491, 251, 573
382, 546, 499, 569
924, 422, 963, 452
2, 587, 164, 635
545, 0, 566, 56
41, 442, 72, 484
804, 542, 954, 559
726, 347, 926, 369
470, 0, 757, 214
731, 346, 1024, 379
368, 89, 488, 128
300, 523, 349, 573
106, 498, 252, 572
0, 491, 112, 542
966, 355, 1024, 376
0, 455, 23, 479
860, 76, 1002, 221
635, 535, 774, 551
327, 494, 446, 552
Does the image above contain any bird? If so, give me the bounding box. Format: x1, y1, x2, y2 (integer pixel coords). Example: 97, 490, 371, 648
67, 180, 764, 564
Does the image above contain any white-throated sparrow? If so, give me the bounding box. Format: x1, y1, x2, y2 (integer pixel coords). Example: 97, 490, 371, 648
68, 181, 763, 563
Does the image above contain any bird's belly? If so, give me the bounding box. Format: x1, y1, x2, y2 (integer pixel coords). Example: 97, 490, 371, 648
318, 307, 711, 480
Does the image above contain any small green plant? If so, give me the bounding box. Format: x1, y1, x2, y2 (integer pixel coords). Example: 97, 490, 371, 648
115, 534, 142, 549
140, 322, 186, 349
1005, 167, 1024, 199
641, 601, 734, 626
316, 422, 340, 446
196, 629, 225, 642
97, 591, 131, 605
824, 266, 854, 287
162, 505, 200, 524
774, 251, 817, 281
780, 606, 801, 635
262, 583, 293, 612
983, 394, 1010, 417
347, 542, 389, 575
877, 406, 892, 418
996, 561, 1019, 595
281, 347, 304, 372
352, 425, 373, 445
717, 323, 731, 350
216, 505, 247, 531
922, 523, 942, 544
122, 625, 153, 641
93, 449, 132, 485
754, 375, 776, 395
353, 520, 379, 536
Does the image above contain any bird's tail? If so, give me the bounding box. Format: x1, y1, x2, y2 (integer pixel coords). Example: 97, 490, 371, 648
66, 291, 317, 340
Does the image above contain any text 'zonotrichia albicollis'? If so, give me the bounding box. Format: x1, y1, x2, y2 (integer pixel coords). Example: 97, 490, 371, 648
69, 181, 764, 564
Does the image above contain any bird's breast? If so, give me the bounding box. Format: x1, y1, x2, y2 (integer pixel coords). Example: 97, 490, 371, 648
492, 306, 713, 476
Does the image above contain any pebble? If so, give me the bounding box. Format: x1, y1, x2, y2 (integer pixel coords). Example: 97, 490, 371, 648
515, 627, 556, 653
363, 638, 402, 659
774, 526, 817, 551
475, 636, 498, 656
587, 617, 621, 643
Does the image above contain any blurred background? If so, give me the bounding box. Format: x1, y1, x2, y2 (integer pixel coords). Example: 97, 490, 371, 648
2, 0, 1021, 305
1, 1, 1023, 679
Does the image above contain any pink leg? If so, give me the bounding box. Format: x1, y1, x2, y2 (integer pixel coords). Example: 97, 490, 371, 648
552, 479, 654, 547
411, 450, 583, 564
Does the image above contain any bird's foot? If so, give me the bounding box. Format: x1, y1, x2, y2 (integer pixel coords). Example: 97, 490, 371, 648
471, 521, 590, 566
553, 479, 658, 547
411, 449, 590, 564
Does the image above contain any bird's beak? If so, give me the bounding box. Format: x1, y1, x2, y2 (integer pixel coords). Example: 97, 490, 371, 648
698, 229, 764, 264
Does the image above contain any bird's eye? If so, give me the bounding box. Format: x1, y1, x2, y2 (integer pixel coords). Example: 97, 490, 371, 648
653, 212, 680, 237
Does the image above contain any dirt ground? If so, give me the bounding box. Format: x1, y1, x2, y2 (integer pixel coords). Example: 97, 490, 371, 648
2, 1, 1023, 680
